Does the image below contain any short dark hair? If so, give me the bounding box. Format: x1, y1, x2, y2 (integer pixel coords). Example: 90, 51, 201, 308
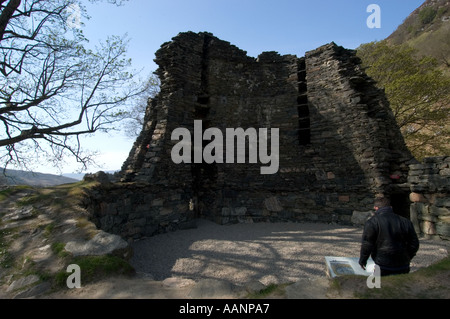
374, 197, 391, 208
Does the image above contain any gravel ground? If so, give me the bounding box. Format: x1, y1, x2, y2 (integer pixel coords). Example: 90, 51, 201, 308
130, 219, 450, 286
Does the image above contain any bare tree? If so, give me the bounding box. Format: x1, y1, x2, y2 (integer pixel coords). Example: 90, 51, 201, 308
0, 0, 145, 171
123, 74, 160, 138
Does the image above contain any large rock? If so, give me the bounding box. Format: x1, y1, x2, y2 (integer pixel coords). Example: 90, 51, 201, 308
264, 197, 283, 212
83, 171, 110, 184
65, 231, 132, 259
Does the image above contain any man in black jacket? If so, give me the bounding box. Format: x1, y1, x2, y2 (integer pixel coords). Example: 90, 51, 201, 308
359, 197, 420, 276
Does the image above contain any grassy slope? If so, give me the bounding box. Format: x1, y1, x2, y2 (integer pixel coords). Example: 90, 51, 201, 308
0, 182, 134, 297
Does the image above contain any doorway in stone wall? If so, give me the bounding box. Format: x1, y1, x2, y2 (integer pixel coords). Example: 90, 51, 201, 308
390, 192, 411, 219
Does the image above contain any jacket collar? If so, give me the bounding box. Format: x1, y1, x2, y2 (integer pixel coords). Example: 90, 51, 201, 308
376, 206, 394, 215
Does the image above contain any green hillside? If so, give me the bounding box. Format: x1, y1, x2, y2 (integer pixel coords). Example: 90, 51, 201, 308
357, 0, 450, 160
387, 0, 450, 74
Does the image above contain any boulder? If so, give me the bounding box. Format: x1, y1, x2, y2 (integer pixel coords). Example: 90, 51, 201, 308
83, 171, 110, 184
65, 231, 132, 259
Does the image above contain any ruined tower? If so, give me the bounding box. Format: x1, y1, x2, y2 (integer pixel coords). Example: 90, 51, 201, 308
93, 32, 415, 239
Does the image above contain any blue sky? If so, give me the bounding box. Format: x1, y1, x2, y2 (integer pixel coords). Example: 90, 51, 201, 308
82, 0, 424, 76
38, 0, 426, 174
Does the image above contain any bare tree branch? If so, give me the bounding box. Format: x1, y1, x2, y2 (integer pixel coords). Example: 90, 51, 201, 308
0, 0, 21, 43
0, 0, 143, 171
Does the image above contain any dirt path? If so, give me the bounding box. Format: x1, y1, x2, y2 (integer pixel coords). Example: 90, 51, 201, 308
42, 219, 450, 299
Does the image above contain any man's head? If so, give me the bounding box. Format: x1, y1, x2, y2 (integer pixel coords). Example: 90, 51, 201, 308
374, 197, 391, 211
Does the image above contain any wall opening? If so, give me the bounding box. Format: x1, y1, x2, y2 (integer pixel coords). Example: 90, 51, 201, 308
190, 33, 218, 220
297, 58, 311, 146
390, 192, 411, 220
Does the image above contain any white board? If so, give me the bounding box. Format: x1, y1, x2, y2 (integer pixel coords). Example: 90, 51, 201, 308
325, 256, 376, 278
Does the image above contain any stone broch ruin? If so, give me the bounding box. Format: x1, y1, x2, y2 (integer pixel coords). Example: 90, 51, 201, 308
86, 32, 450, 241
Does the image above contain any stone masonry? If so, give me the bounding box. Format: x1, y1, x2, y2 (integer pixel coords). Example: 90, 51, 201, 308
86, 32, 423, 241
409, 157, 450, 240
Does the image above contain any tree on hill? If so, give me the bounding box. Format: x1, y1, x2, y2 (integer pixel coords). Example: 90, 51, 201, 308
0, 0, 146, 171
357, 41, 450, 160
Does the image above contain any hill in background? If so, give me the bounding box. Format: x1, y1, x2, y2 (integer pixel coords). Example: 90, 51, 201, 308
0, 169, 79, 187
387, 0, 450, 73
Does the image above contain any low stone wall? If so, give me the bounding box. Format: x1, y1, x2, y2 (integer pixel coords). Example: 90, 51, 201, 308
84, 181, 376, 241
83, 182, 195, 241
409, 156, 450, 240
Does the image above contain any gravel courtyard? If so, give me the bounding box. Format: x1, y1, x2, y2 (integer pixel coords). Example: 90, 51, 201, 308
130, 219, 450, 286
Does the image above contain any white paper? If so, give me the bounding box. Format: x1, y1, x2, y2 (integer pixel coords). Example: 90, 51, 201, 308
325, 256, 376, 278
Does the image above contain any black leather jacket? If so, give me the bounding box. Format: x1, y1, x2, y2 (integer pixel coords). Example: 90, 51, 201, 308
359, 206, 420, 269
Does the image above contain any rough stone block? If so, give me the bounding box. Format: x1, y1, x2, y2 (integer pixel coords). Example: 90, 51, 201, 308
222, 207, 232, 216
264, 197, 283, 212
233, 207, 247, 216
133, 218, 147, 227
420, 213, 437, 222
436, 223, 450, 237
160, 207, 173, 216
351, 210, 373, 226
438, 215, 450, 224
409, 206, 421, 234
409, 192, 426, 203
421, 220, 436, 235
152, 198, 164, 206
434, 197, 450, 208
410, 185, 427, 193
413, 202, 429, 215
430, 206, 450, 216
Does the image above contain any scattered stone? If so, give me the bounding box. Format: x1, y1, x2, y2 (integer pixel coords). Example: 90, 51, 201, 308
245, 280, 266, 293
188, 279, 236, 299
285, 278, 330, 299
3, 206, 34, 222
13, 281, 51, 299
162, 277, 196, 288
6, 275, 40, 293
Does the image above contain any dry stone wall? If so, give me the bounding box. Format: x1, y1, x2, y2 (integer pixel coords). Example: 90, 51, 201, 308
409, 157, 450, 240
87, 32, 416, 240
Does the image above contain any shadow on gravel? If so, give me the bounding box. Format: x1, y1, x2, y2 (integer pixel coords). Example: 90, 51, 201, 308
130, 219, 447, 287
130, 219, 449, 286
